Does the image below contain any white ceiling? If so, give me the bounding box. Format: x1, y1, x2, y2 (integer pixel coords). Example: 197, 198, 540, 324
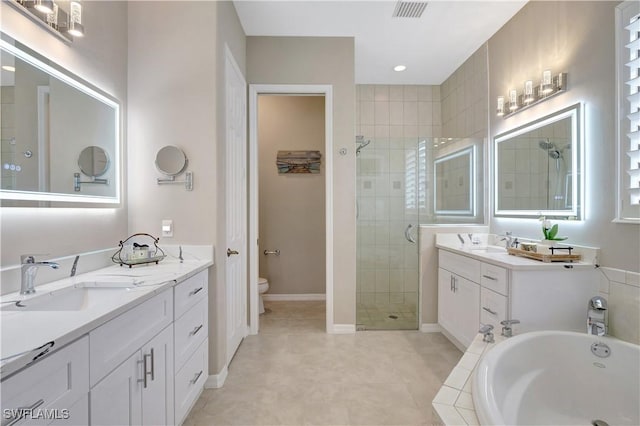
234, 0, 527, 85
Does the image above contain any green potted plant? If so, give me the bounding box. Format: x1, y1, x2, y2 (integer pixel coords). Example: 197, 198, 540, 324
540, 217, 567, 243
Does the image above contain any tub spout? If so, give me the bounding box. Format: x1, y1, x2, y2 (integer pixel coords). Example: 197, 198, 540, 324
587, 296, 607, 336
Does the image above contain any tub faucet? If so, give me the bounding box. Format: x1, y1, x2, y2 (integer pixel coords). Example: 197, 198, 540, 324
479, 324, 494, 343
587, 296, 607, 336
20, 255, 60, 295
500, 319, 520, 337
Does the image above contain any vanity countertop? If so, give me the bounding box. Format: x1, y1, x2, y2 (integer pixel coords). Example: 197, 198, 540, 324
0, 255, 213, 380
436, 234, 597, 271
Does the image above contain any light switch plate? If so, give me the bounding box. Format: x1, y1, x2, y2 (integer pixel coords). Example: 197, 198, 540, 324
162, 219, 173, 237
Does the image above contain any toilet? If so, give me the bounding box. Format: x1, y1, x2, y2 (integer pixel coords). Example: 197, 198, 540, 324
258, 277, 269, 314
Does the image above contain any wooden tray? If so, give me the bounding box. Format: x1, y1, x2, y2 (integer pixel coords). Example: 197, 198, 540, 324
507, 247, 582, 263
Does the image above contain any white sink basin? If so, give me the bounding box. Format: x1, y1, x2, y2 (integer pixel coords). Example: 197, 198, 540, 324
469, 245, 506, 254
2, 284, 135, 312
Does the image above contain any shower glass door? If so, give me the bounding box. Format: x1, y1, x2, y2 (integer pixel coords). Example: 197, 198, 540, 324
356, 136, 426, 330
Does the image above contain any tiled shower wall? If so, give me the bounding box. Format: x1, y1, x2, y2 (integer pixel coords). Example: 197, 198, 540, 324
355, 84, 441, 323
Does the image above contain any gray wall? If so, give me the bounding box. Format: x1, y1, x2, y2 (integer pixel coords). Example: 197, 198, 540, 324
0, 1, 128, 268
127, 1, 246, 376
488, 1, 639, 272
247, 37, 356, 325
258, 95, 326, 295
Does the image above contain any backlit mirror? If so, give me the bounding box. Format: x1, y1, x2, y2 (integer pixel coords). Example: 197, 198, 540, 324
0, 34, 120, 205
434, 146, 475, 216
494, 103, 582, 219
78, 146, 109, 177
155, 145, 188, 177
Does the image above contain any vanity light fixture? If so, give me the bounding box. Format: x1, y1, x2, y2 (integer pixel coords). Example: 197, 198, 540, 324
394, 65, 407, 72
66, 1, 84, 37
509, 89, 519, 111
33, 0, 54, 14
497, 69, 568, 119
7, 0, 87, 43
496, 96, 505, 116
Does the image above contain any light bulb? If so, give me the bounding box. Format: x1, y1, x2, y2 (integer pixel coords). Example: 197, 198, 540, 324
496, 96, 505, 116
524, 80, 534, 104
541, 70, 553, 95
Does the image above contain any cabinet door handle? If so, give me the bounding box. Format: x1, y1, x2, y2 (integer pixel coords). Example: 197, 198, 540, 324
191, 370, 203, 385
149, 348, 155, 382
450, 276, 454, 292
138, 352, 153, 388
482, 274, 498, 281
5, 399, 44, 426
453, 277, 457, 293
190, 324, 204, 336
189, 287, 203, 296
483, 306, 498, 315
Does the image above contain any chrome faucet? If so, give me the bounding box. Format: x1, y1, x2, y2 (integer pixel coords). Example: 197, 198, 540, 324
479, 324, 494, 343
587, 296, 607, 336
500, 319, 520, 337
500, 231, 519, 248
20, 255, 60, 295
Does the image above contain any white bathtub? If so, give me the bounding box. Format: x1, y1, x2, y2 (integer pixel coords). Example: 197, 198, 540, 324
473, 331, 640, 425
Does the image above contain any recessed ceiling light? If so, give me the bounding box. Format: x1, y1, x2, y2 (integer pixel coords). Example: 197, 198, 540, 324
2, 65, 15, 72
394, 65, 407, 72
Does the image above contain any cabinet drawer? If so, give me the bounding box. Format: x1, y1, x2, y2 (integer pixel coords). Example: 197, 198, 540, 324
1, 336, 89, 426
174, 299, 208, 371
90, 289, 173, 387
480, 287, 508, 330
439, 250, 481, 283
174, 270, 208, 320
481, 263, 508, 295
175, 339, 208, 425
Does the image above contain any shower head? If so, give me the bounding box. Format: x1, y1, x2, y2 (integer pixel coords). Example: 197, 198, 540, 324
538, 139, 555, 150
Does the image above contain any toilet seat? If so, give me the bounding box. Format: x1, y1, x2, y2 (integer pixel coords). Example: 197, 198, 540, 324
258, 277, 269, 314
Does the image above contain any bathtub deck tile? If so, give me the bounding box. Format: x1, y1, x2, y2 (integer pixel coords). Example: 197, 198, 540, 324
433, 385, 460, 405
443, 366, 471, 390
457, 407, 479, 425
454, 391, 474, 410
457, 352, 480, 371
432, 403, 467, 426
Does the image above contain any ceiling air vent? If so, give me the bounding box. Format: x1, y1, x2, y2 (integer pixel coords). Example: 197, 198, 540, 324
392, 1, 428, 18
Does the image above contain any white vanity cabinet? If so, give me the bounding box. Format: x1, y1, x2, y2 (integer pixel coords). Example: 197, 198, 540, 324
90, 325, 174, 426
0, 337, 89, 426
173, 270, 209, 425
438, 248, 598, 349
90, 289, 175, 426
438, 251, 481, 348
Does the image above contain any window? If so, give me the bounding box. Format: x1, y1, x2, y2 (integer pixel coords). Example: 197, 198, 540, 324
617, 0, 640, 222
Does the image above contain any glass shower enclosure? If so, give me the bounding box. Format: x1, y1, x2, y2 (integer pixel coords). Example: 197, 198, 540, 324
356, 136, 484, 330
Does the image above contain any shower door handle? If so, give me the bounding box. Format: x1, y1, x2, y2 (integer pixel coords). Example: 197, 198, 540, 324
404, 224, 416, 244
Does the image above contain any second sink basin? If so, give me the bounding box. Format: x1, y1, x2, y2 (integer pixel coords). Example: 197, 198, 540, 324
2, 283, 135, 312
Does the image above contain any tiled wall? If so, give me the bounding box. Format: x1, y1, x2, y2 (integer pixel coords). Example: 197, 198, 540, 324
440, 45, 488, 139
597, 267, 640, 345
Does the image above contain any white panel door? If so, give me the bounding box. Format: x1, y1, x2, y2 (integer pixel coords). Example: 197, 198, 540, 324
224, 45, 248, 364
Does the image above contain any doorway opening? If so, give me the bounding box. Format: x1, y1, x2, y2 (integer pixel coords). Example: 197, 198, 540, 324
248, 85, 334, 334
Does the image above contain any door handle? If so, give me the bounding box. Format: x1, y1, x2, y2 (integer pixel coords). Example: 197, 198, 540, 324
227, 248, 239, 257
404, 224, 416, 243
263, 249, 280, 256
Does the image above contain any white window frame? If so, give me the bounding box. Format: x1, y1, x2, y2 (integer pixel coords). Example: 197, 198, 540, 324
615, 0, 640, 223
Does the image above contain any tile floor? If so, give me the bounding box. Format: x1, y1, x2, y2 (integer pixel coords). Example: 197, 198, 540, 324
356, 302, 418, 330
183, 301, 462, 425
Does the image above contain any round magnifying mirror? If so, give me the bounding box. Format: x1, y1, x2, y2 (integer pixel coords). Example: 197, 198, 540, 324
155, 145, 188, 176
78, 146, 110, 177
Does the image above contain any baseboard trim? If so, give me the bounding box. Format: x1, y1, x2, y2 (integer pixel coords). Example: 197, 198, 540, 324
439, 328, 466, 352
328, 324, 356, 334
205, 366, 228, 389
262, 293, 326, 301
420, 323, 442, 333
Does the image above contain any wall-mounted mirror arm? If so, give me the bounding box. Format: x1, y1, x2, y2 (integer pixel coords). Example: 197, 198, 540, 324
156, 172, 193, 191
73, 173, 108, 192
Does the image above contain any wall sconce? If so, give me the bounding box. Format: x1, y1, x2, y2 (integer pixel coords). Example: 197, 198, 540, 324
497, 70, 568, 118
8, 0, 86, 43
496, 96, 505, 116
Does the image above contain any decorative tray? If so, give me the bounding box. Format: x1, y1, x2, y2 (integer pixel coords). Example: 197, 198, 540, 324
112, 233, 166, 268
507, 247, 581, 263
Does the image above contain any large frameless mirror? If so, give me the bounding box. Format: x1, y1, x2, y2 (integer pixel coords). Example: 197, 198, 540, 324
434, 146, 475, 216
494, 103, 583, 219
0, 33, 120, 205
